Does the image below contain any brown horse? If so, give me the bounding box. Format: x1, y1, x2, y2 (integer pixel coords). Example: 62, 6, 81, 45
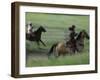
76, 30, 89, 52
48, 30, 89, 58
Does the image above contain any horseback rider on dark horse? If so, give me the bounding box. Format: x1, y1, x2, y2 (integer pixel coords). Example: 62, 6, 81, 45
66, 25, 78, 53
26, 22, 46, 47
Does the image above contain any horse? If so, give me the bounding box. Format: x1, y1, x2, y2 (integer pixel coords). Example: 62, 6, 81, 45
75, 30, 89, 52
26, 26, 46, 47
47, 30, 89, 58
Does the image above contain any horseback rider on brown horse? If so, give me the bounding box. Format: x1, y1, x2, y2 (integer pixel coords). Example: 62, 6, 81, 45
48, 25, 89, 58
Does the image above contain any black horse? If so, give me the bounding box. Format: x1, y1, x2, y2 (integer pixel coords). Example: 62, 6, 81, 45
26, 26, 46, 46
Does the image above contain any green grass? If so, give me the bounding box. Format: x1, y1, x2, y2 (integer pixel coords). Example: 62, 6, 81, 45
25, 12, 89, 67
26, 12, 89, 30
26, 52, 89, 67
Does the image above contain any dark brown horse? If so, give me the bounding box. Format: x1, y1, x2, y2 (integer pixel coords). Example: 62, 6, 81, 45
48, 30, 89, 58
76, 30, 89, 52
26, 26, 46, 46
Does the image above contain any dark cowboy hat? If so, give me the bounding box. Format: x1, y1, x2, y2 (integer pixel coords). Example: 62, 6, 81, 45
69, 25, 76, 31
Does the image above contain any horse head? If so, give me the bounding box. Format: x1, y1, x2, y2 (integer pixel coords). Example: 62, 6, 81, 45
81, 30, 89, 39
39, 26, 46, 32
76, 30, 89, 40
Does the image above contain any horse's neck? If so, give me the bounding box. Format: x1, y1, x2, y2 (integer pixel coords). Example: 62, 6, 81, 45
76, 37, 84, 44
35, 30, 42, 36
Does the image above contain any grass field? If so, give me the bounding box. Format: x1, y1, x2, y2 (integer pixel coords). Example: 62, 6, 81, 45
25, 12, 89, 67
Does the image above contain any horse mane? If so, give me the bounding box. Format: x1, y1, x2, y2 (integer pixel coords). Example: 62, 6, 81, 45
76, 30, 89, 40
36, 26, 43, 31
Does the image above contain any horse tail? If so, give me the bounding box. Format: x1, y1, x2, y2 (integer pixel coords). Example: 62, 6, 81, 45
47, 43, 58, 57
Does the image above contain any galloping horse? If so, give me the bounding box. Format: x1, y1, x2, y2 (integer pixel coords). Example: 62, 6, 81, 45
26, 26, 46, 46
48, 30, 89, 58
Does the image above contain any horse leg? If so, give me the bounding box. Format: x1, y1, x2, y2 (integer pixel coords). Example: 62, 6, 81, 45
36, 41, 41, 48
69, 47, 75, 55
40, 39, 46, 46
54, 52, 59, 58
54, 48, 60, 58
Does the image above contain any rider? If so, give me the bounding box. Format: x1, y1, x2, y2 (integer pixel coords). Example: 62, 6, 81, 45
26, 22, 34, 38
29, 23, 33, 34
66, 25, 78, 53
